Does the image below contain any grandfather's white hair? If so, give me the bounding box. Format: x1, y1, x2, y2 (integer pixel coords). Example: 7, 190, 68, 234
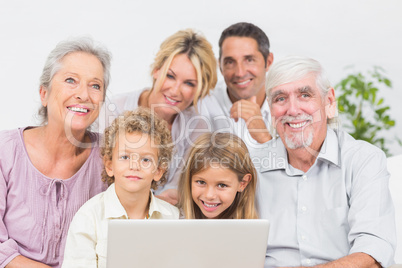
266, 56, 331, 104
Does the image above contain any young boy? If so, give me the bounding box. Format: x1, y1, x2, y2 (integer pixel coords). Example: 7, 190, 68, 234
62, 108, 179, 268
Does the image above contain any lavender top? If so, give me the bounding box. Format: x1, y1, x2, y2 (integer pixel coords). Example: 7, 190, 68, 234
0, 128, 106, 268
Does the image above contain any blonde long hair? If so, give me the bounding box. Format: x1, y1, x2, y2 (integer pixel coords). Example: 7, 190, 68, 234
150, 29, 217, 111
178, 133, 258, 219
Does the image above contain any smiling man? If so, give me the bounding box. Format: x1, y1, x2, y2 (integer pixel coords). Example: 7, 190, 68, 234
253, 56, 396, 268
199, 22, 273, 147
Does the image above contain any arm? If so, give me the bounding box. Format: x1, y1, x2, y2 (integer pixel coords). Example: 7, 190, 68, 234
230, 97, 272, 143
5, 256, 52, 268
0, 168, 20, 267
281, 252, 380, 268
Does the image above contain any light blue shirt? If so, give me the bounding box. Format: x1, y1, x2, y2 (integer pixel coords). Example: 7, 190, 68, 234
254, 128, 396, 267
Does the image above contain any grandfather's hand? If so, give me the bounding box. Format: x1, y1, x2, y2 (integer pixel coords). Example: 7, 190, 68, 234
230, 96, 271, 144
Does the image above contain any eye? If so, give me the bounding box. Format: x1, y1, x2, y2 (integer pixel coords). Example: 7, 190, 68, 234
119, 155, 130, 160
166, 73, 175, 79
246, 57, 254, 63
217, 183, 227, 188
185, 81, 196, 87
224, 59, 234, 66
274, 96, 285, 103
195, 180, 206, 185
142, 157, 151, 163
301, 93, 310, 98
65, 78, 75, 84
92, 84, 101, 90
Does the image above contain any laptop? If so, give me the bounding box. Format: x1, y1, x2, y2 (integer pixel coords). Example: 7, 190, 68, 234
107, 219, 270, 268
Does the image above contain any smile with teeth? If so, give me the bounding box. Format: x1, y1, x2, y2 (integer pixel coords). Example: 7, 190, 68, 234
165, 95, 180, 103
235, 79, 251, 85
68, 107, 89, 113
202, 200, 220, 208
288, 121, 308, 129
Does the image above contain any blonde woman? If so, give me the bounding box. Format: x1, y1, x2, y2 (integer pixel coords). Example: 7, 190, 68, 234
100, 29, 217, 204
178, 132, 258, 219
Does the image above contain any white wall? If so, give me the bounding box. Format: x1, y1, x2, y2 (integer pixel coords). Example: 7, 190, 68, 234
1, 0, 401, 155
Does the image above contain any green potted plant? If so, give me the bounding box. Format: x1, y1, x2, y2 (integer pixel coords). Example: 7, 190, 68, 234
336, 66, 400, 156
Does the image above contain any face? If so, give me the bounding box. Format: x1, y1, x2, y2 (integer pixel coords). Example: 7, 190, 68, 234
148, 53, 198, 121
40, 52, 105, 132
220, 37, 272, 102
191, 166, 249, 219
105, 131, 163, 196
269, 75, 336, 153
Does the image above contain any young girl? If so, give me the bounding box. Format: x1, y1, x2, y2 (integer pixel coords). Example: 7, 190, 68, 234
178, 132, 258, 219
62, 108, 179, 268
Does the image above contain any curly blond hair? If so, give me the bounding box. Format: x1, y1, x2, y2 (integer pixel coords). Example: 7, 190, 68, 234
101, 107, 173, 190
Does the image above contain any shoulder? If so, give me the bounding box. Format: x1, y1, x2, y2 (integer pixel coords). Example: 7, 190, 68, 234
199, 83, 228, 113
335, 129, 388, 179
153, 196, 180, 219
0, 128, 26, 169
337, 129, 386, 161
0, 128, 23, 149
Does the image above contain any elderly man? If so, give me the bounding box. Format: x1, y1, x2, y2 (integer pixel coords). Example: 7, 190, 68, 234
254, 56, 396, 267
199, 22, 273, 146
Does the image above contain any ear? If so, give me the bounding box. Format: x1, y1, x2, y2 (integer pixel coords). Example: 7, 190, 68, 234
265, 53, 274, 72
152, 167, 165, 182
153, 68, 161, 80
238, 174, 252, 192
325, 87, 337, 119
39, 86, 49, 107
104, 157, 114, 178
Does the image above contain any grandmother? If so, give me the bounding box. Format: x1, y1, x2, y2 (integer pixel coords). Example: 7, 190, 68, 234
0, 37, 111, 267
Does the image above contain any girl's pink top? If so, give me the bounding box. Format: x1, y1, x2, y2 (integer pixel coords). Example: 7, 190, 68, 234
0, 128, 106, 268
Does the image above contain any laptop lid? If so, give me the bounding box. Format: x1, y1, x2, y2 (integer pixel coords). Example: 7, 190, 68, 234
107, 219, 269, 268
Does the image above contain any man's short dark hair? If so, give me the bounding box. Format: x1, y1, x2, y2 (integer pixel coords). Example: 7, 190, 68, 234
219, 22, 270, 66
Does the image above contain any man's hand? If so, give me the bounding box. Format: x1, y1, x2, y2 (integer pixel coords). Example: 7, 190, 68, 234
156, 189, 178, 206
230, 96, 271, 143
279, 252, 381, 268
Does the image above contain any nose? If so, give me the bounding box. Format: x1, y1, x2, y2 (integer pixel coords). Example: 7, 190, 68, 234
234, 62, 246, 78
75, 83, 89, 101
205, 186, 216, 200
169, 81, 181, 96
287, 97, 301, 116
129, 156, 141, 171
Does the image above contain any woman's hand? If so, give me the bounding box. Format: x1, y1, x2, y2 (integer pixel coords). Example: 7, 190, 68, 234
5, 255, 52, 268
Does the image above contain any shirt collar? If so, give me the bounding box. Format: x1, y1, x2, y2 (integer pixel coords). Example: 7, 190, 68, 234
316, 128, 340, 167
104, 184, 175, 219
104, 183, 128, 219
259, 127, 340, 173
148, 191, 175, 218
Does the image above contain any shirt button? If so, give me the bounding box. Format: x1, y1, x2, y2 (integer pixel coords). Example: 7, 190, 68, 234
306, 259, 311, 264
302, 174, 307, 181
301, 206, 307, 212
301, 235, 306, 240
